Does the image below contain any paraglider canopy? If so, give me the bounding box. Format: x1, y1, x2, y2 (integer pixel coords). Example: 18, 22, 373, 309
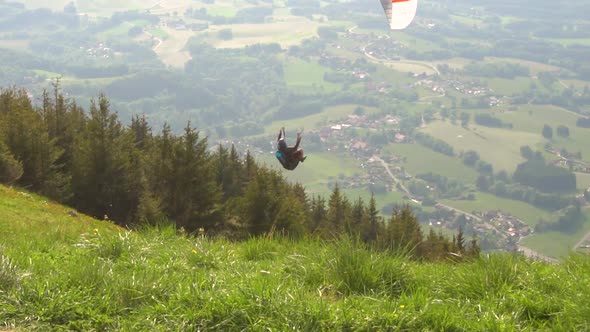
380, 0, 417, 30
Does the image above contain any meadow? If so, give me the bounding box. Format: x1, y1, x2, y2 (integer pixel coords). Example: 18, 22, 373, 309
1, 185, 590, 331
421, 120, 541, 173
520, 209, 590, 258
263, 104, 380, 134
205, 18, 320, 49
383, 142, 479, 183
496, 105, 590, 165
441, 192, 553, 227
282, 57, 342, 93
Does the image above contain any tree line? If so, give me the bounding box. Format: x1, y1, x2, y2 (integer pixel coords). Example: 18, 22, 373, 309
0, 85, 479, 261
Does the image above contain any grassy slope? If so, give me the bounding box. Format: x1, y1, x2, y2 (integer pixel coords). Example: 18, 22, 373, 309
1, 185, 590, 330
441, 192, 552, 227
497, 105, 590, 164
421, 120, 541, 173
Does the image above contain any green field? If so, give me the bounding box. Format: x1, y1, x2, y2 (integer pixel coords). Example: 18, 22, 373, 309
255, 151, 364, 191
576, 172, 590, 192
496, 105, 590, 163
255, 151, 409, 212
521, 210, 590, 258
383, 143, 479, 183
484, 57, 562, 76
421, 120, 540, 173
264, 104, 380, 134
487, 77, 534, 95
441, 192, 553, 227
283, 57, 341, 93
206, 6, 238, 17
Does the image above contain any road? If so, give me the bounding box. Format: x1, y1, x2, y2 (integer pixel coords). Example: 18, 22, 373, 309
573, 231, 590, 251
143, 30, 163, 51
363, 49, 441, 76
434, 203, 482, 222
371, 155, 411, 196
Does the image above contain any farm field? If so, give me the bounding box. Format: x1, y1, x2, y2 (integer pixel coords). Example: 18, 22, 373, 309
282, 57, 341, 92
383, 143, 479, 183
205, 18, 320, 49
421, 120, 540, 173
521, 210, 590, 258
441, 192, 552, 227
496, 105, 590, 163
484, 57, 563, 76
264, 104, 380, 134
153, 27, 193, 67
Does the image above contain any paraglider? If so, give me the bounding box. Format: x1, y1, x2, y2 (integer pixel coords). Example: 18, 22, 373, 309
379, 0, 418, 30
275, 127, 307, 171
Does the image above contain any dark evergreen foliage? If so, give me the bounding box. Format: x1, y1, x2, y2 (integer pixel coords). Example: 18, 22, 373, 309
0, 87, 479, 261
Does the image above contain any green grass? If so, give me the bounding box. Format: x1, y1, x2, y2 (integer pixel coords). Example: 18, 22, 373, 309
264, 104, 380, 134
146, 27, 169, 39
206, 6, 238, 17
496, 105, 590, 163
441, 192, 553, 227
576, 172, 590, 192
2, 185, 590, 330
383, 143, 479, 183
521, 210, 590, 258
421, 120, 542, 172
256, 151, 364, 190
542, 37, 590, 46
487, 77, 534, 95
283, 57, 341, 93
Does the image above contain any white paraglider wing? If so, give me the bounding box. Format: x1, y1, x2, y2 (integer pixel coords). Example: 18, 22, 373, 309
380, 0, 417, 30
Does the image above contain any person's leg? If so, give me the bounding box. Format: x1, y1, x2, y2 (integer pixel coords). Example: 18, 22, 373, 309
294, 132, 302, 149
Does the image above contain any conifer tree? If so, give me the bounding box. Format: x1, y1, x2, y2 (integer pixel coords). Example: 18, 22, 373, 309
319, 184, 349, 238
383, 205, 423, 255
309, 195, 327, 234
71, 94, 132, 222
166, 123, 221, 231
360, 193, 381, 243
0, 140, 23, 184
0, 88, 66, 199
348, 197, 365, 238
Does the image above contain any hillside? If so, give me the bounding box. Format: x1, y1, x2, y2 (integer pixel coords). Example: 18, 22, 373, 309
1, 185, 590, 331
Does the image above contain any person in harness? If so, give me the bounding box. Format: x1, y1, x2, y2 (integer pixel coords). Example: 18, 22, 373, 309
275, 127, 306, 170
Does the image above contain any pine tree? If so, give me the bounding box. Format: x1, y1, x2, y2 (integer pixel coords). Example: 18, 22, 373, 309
0, 140, 23, 184
0, 88, 66, 199
360, 193, 381, 244
71, 94, 131, 222
384, 205, 423, 256
455, 226, 466, 254
309, 195, 327, 234
166, 122, 221, 231
348, 197, 365, 238
320, 184, 349, 238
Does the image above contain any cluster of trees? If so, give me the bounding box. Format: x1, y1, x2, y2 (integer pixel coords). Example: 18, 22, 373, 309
0, 86, 479, 261
484, 179, 574, 211
415, 172, 468, 199
413, 132, 455, 156
474, 113, 512, 128
513, 160, 576, 193
460, 150, 494, 175
536, 203, 584, 233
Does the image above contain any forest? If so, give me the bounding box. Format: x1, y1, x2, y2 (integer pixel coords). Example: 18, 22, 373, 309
0, 85, 479, 260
